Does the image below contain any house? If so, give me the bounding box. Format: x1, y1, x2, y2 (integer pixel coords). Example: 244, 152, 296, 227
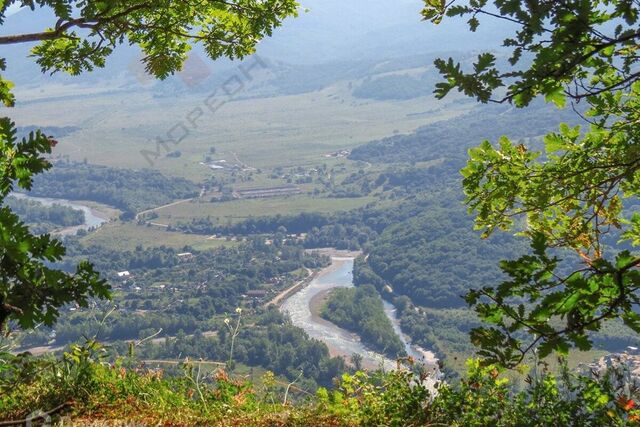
177, 252, 194, 260
246, 290, 268, 299
583, 351, 640, 388
117, 271, 131, 278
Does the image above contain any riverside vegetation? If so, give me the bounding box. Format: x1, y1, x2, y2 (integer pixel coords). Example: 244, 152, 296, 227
3, 0, 640, 426
321, 285, 406, 359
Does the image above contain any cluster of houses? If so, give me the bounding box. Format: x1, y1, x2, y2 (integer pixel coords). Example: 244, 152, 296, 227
583, 347, 640, 387
200, 159, 247, 171
323, 149, 350, 158
234, 185, 301, 199
112, 250, 286, 304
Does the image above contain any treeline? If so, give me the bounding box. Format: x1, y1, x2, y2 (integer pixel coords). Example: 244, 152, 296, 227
352, 73, 436, 100
321, 285, 406, 358
26, 161, 199, 217
62, 235, 328, 291
129, 308, 347, 389
5, 196, 84, 234
393, 296, 479, 360
175, 211, 379, 251
336, 161, 461, 199
349, 100, 582, 164
174, 166, 463, 251
177, 212, 334, 235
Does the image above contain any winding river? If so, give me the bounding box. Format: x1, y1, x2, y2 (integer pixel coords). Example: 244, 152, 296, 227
10, 193, 110, 235
280, 256, 439, 373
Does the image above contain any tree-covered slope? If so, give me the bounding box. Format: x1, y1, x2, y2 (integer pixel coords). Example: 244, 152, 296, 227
356, 201, 526, 308
349, 101, 581, 164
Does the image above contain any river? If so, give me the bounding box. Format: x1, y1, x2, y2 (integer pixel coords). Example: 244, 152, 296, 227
10, 193, 110, 235
280, 256, 439, 374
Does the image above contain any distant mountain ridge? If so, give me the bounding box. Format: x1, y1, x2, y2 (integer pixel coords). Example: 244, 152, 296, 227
2, 1, 505, 93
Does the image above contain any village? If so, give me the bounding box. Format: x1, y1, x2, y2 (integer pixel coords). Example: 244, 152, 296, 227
110, 250, 309, 316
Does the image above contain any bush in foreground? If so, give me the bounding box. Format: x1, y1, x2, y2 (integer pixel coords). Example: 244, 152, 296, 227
3, 341, 640, 426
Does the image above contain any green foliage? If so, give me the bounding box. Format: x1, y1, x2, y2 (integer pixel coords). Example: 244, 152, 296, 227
422, 1, 640, 107
0, 339, 268, 423
0, 118, 109, 329
397, 301, 478, 362
355, 195, 526, 308
321, 285, 406, 358
5, 346, 640, 426
349, 101, 580, 164
5, 196, 84, 234
318, 369, 431, 427
423, 0, 640, 366
0, 59, 14, 107
27, 161, 199, 215
428, 359, 640, 426
0, 0, 298, 99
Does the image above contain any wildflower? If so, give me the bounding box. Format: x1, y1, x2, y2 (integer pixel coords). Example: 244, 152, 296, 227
618, 395, 636, 411
235, 307, 242, 314
215, 369, 229, 382
626, 400, 636, 411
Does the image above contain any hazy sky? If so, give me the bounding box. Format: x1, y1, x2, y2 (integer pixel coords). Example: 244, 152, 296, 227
6, 4, 23, 16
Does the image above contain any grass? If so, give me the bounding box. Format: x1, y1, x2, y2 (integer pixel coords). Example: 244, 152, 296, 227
153, 194, 377, 225
70, 200, 122, 220
13, 80, 473, 181
80, 221, 240, 251
3, 341, 631, 427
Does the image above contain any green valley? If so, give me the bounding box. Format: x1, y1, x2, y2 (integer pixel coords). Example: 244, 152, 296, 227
3, 0, 640, 425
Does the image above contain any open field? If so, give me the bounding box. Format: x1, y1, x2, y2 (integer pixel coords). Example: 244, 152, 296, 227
9, 80, 473, 181
79, 221, 240, 251
153, 194, 377, 225
9, 60, 471, 236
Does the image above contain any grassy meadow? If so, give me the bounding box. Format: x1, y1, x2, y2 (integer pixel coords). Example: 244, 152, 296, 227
151, 194, 377, 226
79, 221, 241, 251
10, 80, 473, 181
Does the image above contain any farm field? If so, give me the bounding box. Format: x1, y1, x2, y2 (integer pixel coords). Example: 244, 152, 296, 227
152, 194, 378, 226
9, 80, 473, 181
79, 221, 240, 251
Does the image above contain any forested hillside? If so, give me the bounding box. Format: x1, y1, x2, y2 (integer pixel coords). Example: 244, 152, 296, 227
349, 101, 581, 164
344, 101, 581, 311
355, 200, 525, 308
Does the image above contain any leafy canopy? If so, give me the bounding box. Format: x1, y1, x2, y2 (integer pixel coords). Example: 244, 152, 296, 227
0, 119, 108, 328
423, 0, 640, 366
0, 0, 298, 105
0, 0, 297, 329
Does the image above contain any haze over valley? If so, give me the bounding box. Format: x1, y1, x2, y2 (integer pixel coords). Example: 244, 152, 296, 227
3, 1, 640, 424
